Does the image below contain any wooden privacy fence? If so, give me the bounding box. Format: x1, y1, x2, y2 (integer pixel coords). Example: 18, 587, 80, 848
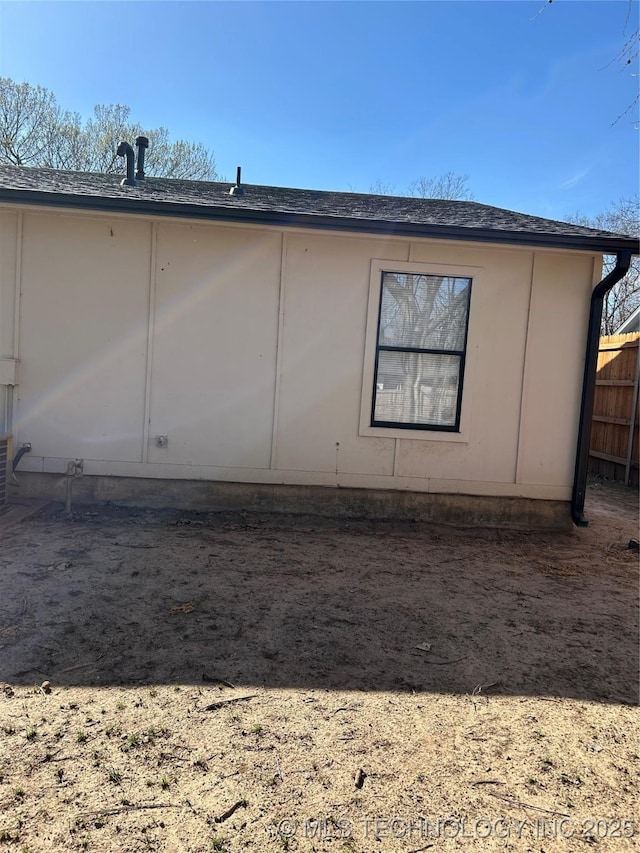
589, 332, 639, 487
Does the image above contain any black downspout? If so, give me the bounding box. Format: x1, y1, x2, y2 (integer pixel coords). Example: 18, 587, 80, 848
571, 249, 632, 526
116, 142, 137, 187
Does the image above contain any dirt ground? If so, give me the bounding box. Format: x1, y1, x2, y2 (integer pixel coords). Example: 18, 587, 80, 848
0, 478, 638, 852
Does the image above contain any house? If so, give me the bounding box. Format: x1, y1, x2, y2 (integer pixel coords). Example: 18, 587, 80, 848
615, 304, 640, 335
0, 157, 637, 529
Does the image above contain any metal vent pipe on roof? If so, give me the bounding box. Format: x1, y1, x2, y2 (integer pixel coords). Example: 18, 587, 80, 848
116, 141, 137, 187
135, 136, 149, 181
229, 166, 244, 196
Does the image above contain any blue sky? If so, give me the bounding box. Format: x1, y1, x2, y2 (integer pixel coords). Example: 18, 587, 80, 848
0, 0, 638, 220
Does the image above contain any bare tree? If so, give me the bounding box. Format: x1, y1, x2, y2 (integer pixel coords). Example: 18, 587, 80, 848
532, 0, 639, 126
407, 172, 474, 201
0, 79, 220, 180
370, 171, 474, 201
0, 79, 61, 166
599, 0, 638, 126
567, 196, 639, 334
369, 178, 397, 196
610, 25, 639, 108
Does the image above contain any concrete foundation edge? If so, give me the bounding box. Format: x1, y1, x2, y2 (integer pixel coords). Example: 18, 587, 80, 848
10, 472, 572, 531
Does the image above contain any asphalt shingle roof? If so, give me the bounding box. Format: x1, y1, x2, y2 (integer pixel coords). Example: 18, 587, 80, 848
0, 165, 637, 254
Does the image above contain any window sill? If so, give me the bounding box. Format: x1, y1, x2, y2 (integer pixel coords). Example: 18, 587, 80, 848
359, 423, 470, 443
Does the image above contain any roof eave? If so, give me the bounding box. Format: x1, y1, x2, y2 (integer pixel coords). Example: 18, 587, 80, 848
1, 188, 638, 255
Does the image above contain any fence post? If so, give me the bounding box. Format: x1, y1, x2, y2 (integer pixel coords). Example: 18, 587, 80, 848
625, 342, 640, 486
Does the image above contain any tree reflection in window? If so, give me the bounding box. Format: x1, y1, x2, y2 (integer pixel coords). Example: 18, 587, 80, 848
372, 273, 471, 430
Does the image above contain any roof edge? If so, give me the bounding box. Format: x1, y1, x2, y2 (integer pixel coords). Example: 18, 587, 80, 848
1, 187, 638, 255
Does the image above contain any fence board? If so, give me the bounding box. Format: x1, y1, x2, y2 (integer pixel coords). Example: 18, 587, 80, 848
589, 332, 640, 486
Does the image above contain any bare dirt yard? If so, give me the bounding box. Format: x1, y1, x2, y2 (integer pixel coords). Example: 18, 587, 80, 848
0, 479, 638, 852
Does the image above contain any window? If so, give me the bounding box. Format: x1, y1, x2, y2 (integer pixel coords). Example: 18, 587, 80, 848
371, 271, 472, 431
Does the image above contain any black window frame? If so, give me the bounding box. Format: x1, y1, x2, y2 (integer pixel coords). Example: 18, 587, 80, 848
370, 271, 472, 432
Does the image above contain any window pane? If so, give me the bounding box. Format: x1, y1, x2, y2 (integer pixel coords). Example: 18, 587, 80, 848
379, 273, 471, 351
374, 352, 461, 427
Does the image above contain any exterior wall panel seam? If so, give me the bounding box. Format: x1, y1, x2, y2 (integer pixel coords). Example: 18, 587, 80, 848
514, 251, 536, 484
12, 212, 23, 442
270, 231, 287, 470
142, 222, 158, 464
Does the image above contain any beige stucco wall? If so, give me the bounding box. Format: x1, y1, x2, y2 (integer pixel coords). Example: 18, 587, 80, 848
0, 205, 598, 501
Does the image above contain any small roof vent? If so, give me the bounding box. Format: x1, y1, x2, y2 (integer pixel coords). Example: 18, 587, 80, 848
229, 166, 244, 196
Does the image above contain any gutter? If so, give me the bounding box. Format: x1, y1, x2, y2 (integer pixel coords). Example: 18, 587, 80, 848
0, 188, 638, 255
571, 250, 633, 526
